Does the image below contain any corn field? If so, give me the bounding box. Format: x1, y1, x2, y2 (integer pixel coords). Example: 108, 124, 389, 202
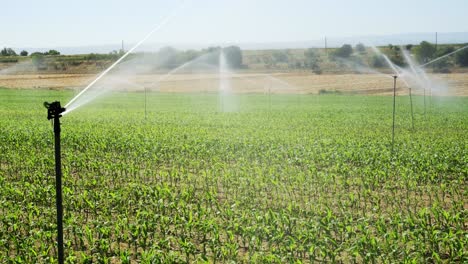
0, 89, 466, 263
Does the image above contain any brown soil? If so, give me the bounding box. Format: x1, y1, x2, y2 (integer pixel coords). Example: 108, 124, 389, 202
0, 72, 467, 96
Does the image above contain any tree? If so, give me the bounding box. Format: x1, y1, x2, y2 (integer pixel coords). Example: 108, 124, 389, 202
430, 46, 455, 72
178, 50, 199, 64
30, 52, 44, 56
262, 55, 274, 69
45, 50, 60, 56
388, 46, 405, 66
432, 58, 453, 73
435, 46, 455, 57
108, 50, 121, 60
355, 43, 366, 54
201, 46, 221, 66
371, 54, 385, 68
380, 45, 405, 66
31, 54, 45, 70
272, 50, 289, 63
222, 46, 243, 68
20, 50, 28, 56
414, 41, 436, 63
1, 47, 17, 56
204, 46, 221, 53
157, 46, 178, 69
333, 44, 353, 58
455, 46, 468, 67
304, 48, 322, 74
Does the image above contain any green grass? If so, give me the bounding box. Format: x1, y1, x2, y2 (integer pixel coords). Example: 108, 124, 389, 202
1, 89, 466, 262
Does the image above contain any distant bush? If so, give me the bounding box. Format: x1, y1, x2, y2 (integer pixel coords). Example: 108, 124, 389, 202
222, 46, 243, 68
436, 46, 455, 57
1, 47, 17, 56
455, 46, 468, 67
46, 50, 60, 56
31, 54, 45, 70
70, 61, 82, 66
30, 50, 61, 56
272, 50, 289, 63
332, 44, 353, 58
355, 43, 366, 54
292, 61, 303, 69
85, 53, 118, 61
431, 46, 455, 72
177, 50, 199, 64
432, 59, 453, 73
30, 52, 44, 56
304, 48, 322, 74
0, 58, 18, 63
20, 50, 28, 56
371, 55, 386, 68
157, 46, 178, 69
414, 41, 436, 63
319, 89, 342, 95
386, 45, 405, 66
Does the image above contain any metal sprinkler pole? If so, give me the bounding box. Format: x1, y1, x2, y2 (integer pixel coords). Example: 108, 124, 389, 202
409, 87, 414, 130
423, 88, 426, 118
392, 76, 397, 153
44, 101, 66, 264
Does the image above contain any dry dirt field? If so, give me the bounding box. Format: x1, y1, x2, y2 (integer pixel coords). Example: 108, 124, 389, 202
1, 72, 467, 96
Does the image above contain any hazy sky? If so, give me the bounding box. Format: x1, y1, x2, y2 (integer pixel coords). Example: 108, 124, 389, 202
2, 0, 467, 48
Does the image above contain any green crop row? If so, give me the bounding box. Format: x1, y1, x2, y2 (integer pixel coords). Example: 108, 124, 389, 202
0, 89, 466, 263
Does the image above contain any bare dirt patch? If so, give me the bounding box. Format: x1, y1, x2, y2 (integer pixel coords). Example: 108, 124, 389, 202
0, 72, 467, 96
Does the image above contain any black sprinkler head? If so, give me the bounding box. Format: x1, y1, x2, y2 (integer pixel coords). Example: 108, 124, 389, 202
44, 101, 66, 120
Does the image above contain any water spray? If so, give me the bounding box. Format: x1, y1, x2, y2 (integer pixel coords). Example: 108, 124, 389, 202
143, 51, 220, 118
423, 89, 427, 118
43, 101, 66, 264
64, 0, 188, 114
420, 44, 468, 68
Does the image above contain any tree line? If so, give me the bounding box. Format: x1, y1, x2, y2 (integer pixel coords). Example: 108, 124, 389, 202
249, 41, 468, 74
1, 48, 62, 57
1, 46, 244, 70
127, 46, 243, 69
301, 41, 468, 73
2, 42, 468, 73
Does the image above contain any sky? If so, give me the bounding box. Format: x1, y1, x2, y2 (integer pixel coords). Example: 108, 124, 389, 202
1, 0, 468, 50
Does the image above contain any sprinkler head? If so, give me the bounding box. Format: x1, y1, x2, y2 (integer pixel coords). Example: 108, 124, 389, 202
393, 75, 398, 79
44, 101, 66, 120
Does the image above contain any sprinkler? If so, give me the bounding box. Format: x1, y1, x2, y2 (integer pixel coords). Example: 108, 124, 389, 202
423, 88, 427, 119
409, 87, 414, 130
44, 101, 66, 264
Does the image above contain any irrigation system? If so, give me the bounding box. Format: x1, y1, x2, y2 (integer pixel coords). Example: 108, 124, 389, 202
44, 101, 66, 264
39, 21, 466, 261
41, 4, 189, 259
